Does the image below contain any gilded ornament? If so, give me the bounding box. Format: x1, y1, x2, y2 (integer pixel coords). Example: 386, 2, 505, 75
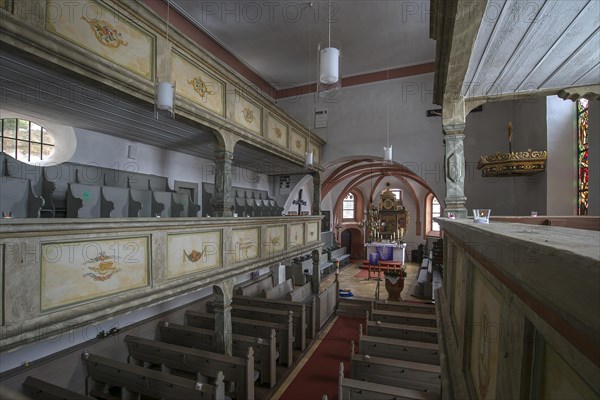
273, 127, 283, 138
81, 16, 128, 48
187, 76, 217, 98
295, 139, 302, 149
242, 108, 255, 123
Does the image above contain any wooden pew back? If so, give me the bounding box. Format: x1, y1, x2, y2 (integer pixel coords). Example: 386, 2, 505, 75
125, 335, 254, 400
159, 321, 277, 388
23, 376, 92, 400
365, 320, 438, 343
262, 278, 295, 299
358, 327, 439, 366
235, 273, 274, 297
374, 300, 436, 315
83, 352, 224, 400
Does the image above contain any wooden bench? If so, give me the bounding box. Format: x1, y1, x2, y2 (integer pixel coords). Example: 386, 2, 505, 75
82, 352, 224, 400
0, 176, 45, 218
368, 309, 437, 328
350, 341, 441, 394
335, 254, 351, 266
159, 321, 277, 388
262, 278, 295, 299
365, 320, 438, 343
338, 362, 438, 400
235, 273, 274, 297
209, 302, 306, 351
185, 310, 294, 367
374, 300, 436, 315
125, 335, 254, 400
234, 293, 316, 340
358, 328, 439, 366
23, 376, 93, 399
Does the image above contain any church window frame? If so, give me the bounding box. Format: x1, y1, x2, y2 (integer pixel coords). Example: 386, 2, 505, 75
1, 118, 55, 164
425, 192, 442, 237
342, 192, 356, 221
577, 99, 589, 215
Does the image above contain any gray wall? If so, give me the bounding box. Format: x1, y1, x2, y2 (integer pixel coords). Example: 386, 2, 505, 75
546, 96, 577, 215
463, 98, 548, 216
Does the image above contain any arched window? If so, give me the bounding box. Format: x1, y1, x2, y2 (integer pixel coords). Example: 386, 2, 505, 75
577, 99, 589, 215
342, 193, 355, 220
1, 118, 55, 163
425, 193, 442, 237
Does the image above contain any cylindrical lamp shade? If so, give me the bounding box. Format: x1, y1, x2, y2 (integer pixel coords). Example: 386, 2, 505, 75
305, 150, 314, 167
383, 145, 393, 162
320, 47, 340, 84
157, 82, 174, 110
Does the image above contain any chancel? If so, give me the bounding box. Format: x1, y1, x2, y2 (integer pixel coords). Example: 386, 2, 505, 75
0, 1, 598, 399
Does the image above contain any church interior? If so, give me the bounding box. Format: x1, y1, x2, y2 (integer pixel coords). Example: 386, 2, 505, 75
0, 0, 599, 399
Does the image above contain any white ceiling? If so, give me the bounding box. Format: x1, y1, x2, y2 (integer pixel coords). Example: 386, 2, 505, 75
171, 0, 436, 89
463, 0, 600, 99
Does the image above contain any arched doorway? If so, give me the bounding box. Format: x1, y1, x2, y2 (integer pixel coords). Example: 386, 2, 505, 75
341, 227, 364, 261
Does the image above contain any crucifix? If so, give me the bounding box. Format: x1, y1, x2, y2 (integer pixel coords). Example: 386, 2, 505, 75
292, 189, 307, 215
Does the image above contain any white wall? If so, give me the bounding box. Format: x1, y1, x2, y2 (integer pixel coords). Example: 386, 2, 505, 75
278, 73, 446, 199
546, 96, 577, 215
69, 128, 269, 205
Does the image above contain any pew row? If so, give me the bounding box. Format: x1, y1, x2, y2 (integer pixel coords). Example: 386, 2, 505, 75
365, 320, 438, 343
233, 293, 316, 341
374, 300, 436, 315
235, 273, 274, 297
23, 376, 92, 400
338, 363, 438, 400
159, 321, 277, 388
359, 326, 440, 365
185, 310, 294, 367
262, 278, 295, 299
82, 352, 224, 400
124, 335, 254, 400
367, 309, 437, 328
350, 341, 441, 394
208, 302, 306, 351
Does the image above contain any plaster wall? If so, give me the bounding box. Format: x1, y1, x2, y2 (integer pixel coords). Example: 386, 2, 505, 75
70, 128, 269, 205
546, 96, 577, 215
464, 98, 548, 216
588, 100, 600, 216
278, 73, 446, 199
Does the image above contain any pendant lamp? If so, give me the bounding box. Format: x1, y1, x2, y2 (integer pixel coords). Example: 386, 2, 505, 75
317, 3, 341, 97
305, 3, 314, 168
155, 0, 175, 118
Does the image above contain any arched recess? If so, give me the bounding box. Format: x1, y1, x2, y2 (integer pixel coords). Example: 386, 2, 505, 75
340, 227, 364, 260
283, 174, 314, 214
324, 158, 433, 239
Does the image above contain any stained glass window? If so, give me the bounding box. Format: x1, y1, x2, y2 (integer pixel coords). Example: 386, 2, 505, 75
343, 193, 355, 219
1, 118, 55, 164
577, 99, 589, 215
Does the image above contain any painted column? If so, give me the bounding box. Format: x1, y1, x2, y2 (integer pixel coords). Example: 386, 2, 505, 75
444, 124, 468, 218
311, 248, 321, 295
212, 280, 233, 355
311, 171, 321, 216
213, 149, 234, 217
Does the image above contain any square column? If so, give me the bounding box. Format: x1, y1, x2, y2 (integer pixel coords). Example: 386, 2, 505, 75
213, 149, 234, 217
444, 124, 468, 218
212, 280, 233, 356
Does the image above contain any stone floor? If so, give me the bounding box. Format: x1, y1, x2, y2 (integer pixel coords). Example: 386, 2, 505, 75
320, 260, 427, 301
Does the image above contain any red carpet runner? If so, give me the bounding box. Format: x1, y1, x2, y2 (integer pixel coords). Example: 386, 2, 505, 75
280, 316, 362, 400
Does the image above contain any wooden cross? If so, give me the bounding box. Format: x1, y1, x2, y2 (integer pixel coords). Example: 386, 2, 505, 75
292, 189, 307, 215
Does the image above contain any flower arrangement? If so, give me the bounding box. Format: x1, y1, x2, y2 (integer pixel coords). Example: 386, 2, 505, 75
384, 266, 407, 279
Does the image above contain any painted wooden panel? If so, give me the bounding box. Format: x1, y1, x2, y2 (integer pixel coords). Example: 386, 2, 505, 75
45, 1, 153, 80
468, 268, 502, 400
40, 237, 149, 311
266, 114, 288, 148
289, 223, 304, 247
233, 93, 262, 135
452, 249, 465, 339
541, 343, 598, 399
230, 228, 260, 264
306, 222, 319, 243
172, 51, 225, 116
263, 225, 285, 256
167, 231, 221, 278
0, 244, 3, 325
312, 144, 321, 164
290, 130, 306, 156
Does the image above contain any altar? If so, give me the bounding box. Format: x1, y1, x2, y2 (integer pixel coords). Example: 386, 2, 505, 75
365, 242, 407, 263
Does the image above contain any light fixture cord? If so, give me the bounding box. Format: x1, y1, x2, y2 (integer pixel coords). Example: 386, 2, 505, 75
307, 3, 312, 148
328, 2, 331, 48
386, 0, 390, 147
166, 0, 170, 44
